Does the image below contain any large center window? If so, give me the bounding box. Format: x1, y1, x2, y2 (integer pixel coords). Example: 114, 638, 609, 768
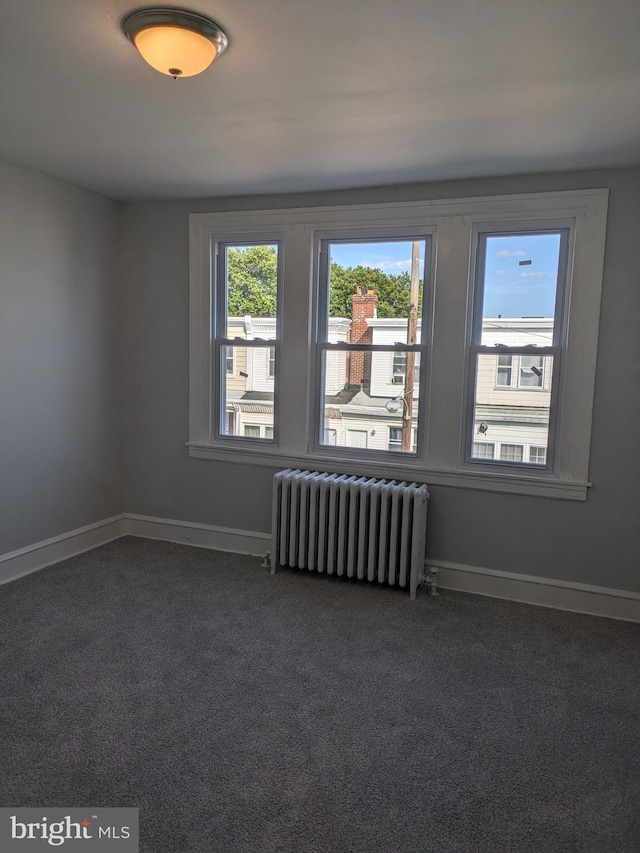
314, 237, 430, 456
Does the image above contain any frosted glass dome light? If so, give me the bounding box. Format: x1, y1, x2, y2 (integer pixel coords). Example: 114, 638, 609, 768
122, 7, 229, 79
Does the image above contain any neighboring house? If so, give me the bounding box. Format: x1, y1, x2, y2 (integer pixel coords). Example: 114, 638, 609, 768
223, 297, 553, 462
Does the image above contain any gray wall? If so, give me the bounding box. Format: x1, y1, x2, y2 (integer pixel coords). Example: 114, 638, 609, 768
0, 160, 123, 553
120, 166, 640, 594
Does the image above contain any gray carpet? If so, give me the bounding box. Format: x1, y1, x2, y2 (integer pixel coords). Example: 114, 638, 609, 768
0, 537, 638, 852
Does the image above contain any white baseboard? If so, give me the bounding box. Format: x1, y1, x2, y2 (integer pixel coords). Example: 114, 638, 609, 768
0, 515, 127, 586
125, 514, 270, 557
427, 559, 640, 622
2, 514, 637, 622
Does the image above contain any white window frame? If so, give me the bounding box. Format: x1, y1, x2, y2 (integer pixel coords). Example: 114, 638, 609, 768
466, 225, 567, 474
519, 354, 545, 389
472, 441, 495, 460
189, 189, 608, 501
529, 445, 547, 465
208, 238, 283, 446
495, 354, 513, 387
389, 426, 418, 453
499, 443, 524, 463
313, 233, 432, 460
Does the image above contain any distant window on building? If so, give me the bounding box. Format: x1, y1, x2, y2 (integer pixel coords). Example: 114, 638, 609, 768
265, 426, 274, 440
529, 446, 547, 465
268, 346, 275, 378
500, 443, 524, 462
388, 427, 417, 452
244, 425, 261, 438
472, 441, 495, 459
392, 351, 420, 385
519, 355, 544, 388
226, 350, 234, 375
496, 354, 513, 386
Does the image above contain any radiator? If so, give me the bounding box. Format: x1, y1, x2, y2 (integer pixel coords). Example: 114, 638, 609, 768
270, 469, 429, 599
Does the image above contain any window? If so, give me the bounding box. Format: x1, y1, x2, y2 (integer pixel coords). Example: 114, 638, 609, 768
244, 425, 273, 440
529, 446, 547, 465
392, 351, 420, 385
215, 243, 280, 441
500, 444, 524, 462
519, 355, 544, 388
389, 427, 417, 452
472, 441, 495, 459
315, 237, 429, 456
496, 355, 513, 387
190, 189, 607, 500
469, 230, 564, 467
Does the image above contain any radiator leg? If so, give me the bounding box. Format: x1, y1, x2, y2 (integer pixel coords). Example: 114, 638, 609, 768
427, 567, 439, 597
262, 551, 276, 573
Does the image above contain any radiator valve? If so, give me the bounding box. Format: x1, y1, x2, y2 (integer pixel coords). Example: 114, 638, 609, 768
262, 551, 272, 570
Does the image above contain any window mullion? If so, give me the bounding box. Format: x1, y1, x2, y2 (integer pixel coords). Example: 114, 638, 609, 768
427, 215, 472, 468
279, 224, 314, 455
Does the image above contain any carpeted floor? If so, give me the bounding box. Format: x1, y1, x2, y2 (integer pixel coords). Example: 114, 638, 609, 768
0, 537, 638, 852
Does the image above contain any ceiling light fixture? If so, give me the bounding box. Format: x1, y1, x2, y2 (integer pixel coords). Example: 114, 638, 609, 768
122, 7, 229, 79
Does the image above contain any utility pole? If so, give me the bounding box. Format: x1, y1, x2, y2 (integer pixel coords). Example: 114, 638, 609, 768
402, 241, 420, 451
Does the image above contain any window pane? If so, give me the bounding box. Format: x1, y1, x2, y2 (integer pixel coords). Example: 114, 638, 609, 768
496, 354, 513, 387
520, 355, 544, 387
500, 444, 524, 462
479, 232, 561, 345
472, 441, 495, 459
389, 427, 417, 452
224, 244, 278, 338
471, 353, 552, 464
220, 346, 274, 439
529, 446, 547, 465
319, 354, 419, 453
325, 239, 427, 339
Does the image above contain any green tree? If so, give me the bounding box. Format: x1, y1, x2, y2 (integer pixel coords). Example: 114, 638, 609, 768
227, 245, 278, 316
226, 245, 421, 319
328, 263, 419, 319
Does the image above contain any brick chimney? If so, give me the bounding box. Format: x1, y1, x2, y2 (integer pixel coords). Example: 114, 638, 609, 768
348, 287, 378, 389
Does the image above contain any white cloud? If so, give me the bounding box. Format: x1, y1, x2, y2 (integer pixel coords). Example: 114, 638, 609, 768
362, 258, 424, 272
496, 249, 527, 258
494, 270, 506, 277
519, 271, 546, 278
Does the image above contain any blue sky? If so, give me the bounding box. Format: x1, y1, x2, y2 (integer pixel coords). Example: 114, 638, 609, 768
330, 234, 560, 318
482, 234, 560, 318
330, 241, 426, 277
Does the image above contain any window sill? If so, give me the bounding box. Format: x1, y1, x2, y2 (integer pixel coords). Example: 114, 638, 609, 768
187, 442, 589, 501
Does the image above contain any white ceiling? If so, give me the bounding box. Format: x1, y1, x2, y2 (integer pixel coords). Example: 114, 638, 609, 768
1, 0, 639, 201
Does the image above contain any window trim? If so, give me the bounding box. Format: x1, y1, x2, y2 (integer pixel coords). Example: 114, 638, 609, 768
189, 189, 608, 501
